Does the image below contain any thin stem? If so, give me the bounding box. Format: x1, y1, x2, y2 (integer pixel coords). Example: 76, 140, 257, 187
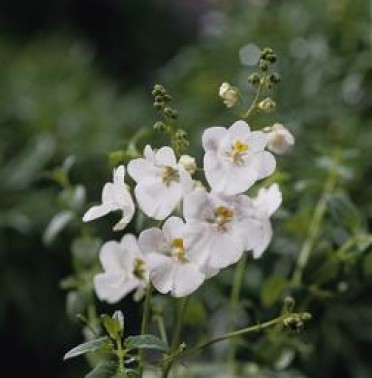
242, 74, 267, 120
162, 297, 189, 378
228, 254, 248, 375
155, 313, 168, 345
291, 168, 338, 286
138, 284, 153, 375
116, 338, 125, 373
186, 315, 286, 356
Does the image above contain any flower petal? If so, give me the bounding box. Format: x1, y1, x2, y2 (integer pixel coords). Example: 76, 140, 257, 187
228, 120, 251, 140
171, 263, 205, 297
127, 158, 158, 183
155, 146, 177, 167
162, 217, 185, 242
147, 253, 175, 294
82, 203, 112, 222
183, 190, 210, 222
99, 240, 122, 273
139, 228, 168, 255
94, 273, 138, 304
253, 183, 282, 218
135, 177, 182, 220
250, 151, 276, 180
202, 126, 227, 152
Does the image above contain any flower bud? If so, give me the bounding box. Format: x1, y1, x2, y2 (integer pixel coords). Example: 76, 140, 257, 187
266, 123, 295, 154
248, 73, 261, 85
112, 310, 125, 334
179, 155, 197, 174
258, 97, 276, 113
153, 121, 166, 132
219, 82, 238, 108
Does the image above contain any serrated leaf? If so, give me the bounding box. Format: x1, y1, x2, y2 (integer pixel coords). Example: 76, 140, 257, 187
64, 336, 110, 360
101, 314, 122, 340
43, 210, 74, 245
85, 361, 117, 378
124, 334, 168, 352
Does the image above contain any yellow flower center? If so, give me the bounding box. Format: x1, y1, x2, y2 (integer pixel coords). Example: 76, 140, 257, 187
171, 238, 187, 261
215, 206, 234, 226
161, 166, 180, 186
133, 258, 146, 279
230, 140, 249, 163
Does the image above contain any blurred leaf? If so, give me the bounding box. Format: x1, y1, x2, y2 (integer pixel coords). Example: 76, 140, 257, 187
184, 298, 207, 326
124, 334, 168, 352
363, 253, 372, 281
43, 210, 74, 245
59, 185, 86, 211
64, 336, 110, 360
72, 237, 101, 268
260, 276, 289, 308
85, 361, 118, 378
328, 192, 363, 234
66, 290, 91, 319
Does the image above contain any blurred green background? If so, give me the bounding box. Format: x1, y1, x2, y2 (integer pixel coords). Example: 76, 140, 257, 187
1, 0, 371, 377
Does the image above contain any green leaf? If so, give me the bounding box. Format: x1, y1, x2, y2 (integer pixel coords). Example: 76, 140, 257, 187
85, 361, 117, 378
64, 336, 110, 360
101, 314, 122, 340
260, 276, 289, 308
124, 334, 168, 352
43, 210, 74, 245
72, 237, 101, 268
66, 290, 91, 319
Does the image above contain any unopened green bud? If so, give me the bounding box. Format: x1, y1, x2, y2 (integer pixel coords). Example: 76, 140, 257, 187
261, 47, 274, 58
112, 310, 125, 334
259, 60, 269, 72
163, 94, 172, 102
269, 73, 281, 84
284, 296, 295, 312
153, 121, 166, 131
283, 314, 304, 334
152, 84, 166, 96
248, 73, 261, 85
154, 95, 164, 103
153, 102, 163, 110
164, 107, 177, 119
300, 312, 312, 321
266, 54, 277, 63
175, 129, 187, 140
258, 97, 276, 113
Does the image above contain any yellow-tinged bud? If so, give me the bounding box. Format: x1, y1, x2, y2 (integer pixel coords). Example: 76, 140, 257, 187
258, 97, 276, 113
219, 82, 238, 108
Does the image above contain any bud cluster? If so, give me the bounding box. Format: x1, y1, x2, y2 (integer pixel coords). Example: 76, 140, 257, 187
151, 84, 189, 155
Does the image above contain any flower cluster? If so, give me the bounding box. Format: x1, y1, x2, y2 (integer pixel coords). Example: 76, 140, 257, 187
83, 119, 293, 301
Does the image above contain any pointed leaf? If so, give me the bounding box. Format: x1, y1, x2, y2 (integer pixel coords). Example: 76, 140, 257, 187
101, 314, 122, 340
64, 336, 110, 360
85, 361, 117, 378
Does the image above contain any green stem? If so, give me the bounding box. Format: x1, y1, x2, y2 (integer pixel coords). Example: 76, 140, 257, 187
116, 338, 125, 373
228, 254, 248, 375
139, 284, 152, 375
186, 315, 287, 356
155, 313, 168, 344
162, 297, 189, 378
242, 74, 266, 120
291, 167, 338, 286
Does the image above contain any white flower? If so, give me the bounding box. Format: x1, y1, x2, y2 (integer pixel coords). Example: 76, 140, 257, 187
179, 154, 197, 174
203, 120, 276, 195
219, 82, 238, 108
139, 217, 205, 297
82, 165, 135, 231
128, 145, 193, 220
266, 123, 295, 155
94, 234, 148, 304
250, 183, 282, 258
183, 190, 268, 270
